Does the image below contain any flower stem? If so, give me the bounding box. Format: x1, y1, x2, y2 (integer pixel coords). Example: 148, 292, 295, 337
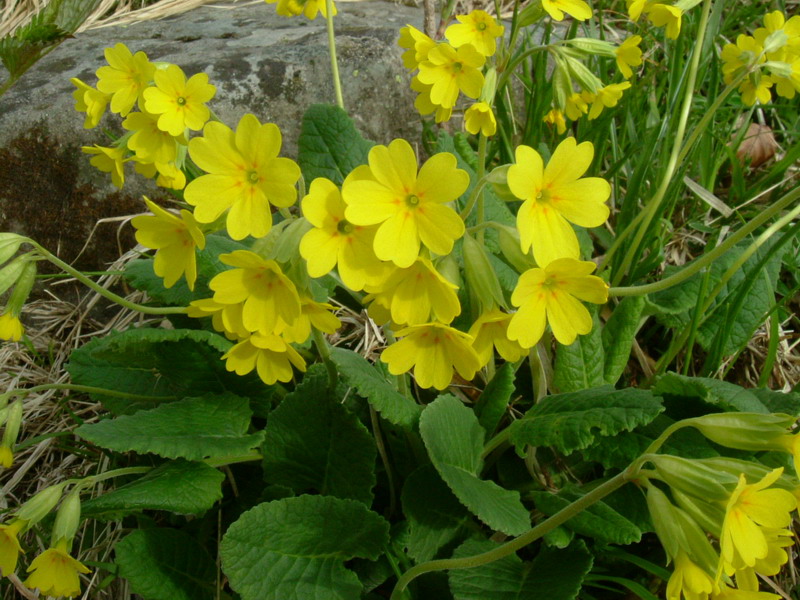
325, 0, 344, 110
312, 327, 338, 390
476, 134, 488, 246
6, 383, 177, 402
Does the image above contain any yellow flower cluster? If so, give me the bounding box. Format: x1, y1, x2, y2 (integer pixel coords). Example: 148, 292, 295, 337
626, 0, 702, 39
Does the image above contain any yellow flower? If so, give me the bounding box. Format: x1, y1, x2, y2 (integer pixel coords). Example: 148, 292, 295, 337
721, 35, 764, 79
82, 145, 129, 188
134, 160, 187, 190
70, 78, 110, 129
616, 35, 643, 78
739, 75, 774, 106
588, 82, 631, 119
95, 43, 155, 116
299, 177, 388, 291
280, 297, 341, 344
222, 333, 306, 385
187, 298, 249, 341
381, 322, 481, 390
666, 551, 717, 600
507, 138, 610, 267
543, 108, 567, 134
131, 197, 206, 290
542, 0, 592, 22
0, 520, 25, 576
411, 77, 453, 123
445, 10, 505, 57
719, 469, 797, 574
508, 258, 608, 348
209, 250, 301, 336
343, 138, 468, 268
266, 0, 335, 20
468, 309, 526, 366
365, 257, 461, 326
713, 583, 780, 600
417, 42, 485, 109
143, 64, 216, 136
0, 312, 23, 342
464, 102, 497, 136
185, 114, 300, 240
398, 25, 436, 70
648, 4, 683, 39
565, 91, 593, 120
122, 110, 180, 163
24, 539, 90, 598
755, 10, 800, 60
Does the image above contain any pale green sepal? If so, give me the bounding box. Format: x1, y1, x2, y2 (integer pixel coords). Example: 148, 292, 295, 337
15, 483, 67, 524
566, 38, 615, 57
564, 56, 602, 94
517, 1, 546, 27
463, 234, 506, 311
497, 226, 535, 273
648, 454, 737, 501
684, 412, 794, 451
671, 488, 725, 539
0, 234, 26, 267
51, 489, 82, 548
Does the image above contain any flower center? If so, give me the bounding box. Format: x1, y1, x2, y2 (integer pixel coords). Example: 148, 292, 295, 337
176, 96, 187, 106
535, 189, 551, 203
477, 22, 487, 31
452, 62, 463, 73
405, 194, 421, 208
541, 275, 559, 291
337, 219, 355, 235
247, 170, 260, 184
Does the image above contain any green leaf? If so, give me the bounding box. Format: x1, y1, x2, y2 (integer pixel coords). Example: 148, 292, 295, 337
531, 489, 641, 544
420, 395, 530, 536
401, 465, 469, 563
508, 386, 663, 456
751, 388, 800, 416
602, 296, 645, 384
262, 364, 376, 505
330, 347, 421, 427
449, 539, 593, 600
474, 363, 515, 436
75, 394, 264, 460
220, 496, 389, 600
553, 311, 605, 392
297, 104, 373, 186
82, 460, 224, 519
115, 528, 216, 600
653, 372, 769, 413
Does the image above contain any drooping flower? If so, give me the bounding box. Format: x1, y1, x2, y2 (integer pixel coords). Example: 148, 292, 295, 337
222, 332, 306, 384
507, 138, 611, 267
464, 102, 497, 136
82, 145, 129, 188
95, 43, 155, 116
143, 64, 216, 136
24, 539, 90, 598
468, 309, 526, 366
666, 551, 717, 600
508, 258, 608, 348
588, 82, 632, 119
616, 35, 643, 78
70, 78, 111, 128
187, 298, 249, 341
280, 297, 341, 344
131, 197, 206, 290
565, 91, 592, 120
543, 108, 567, 134
398, 25, 436, 70
411, 77, 453, 123
445, 10, 505, 57
0, 312, 23, 342
122, 110, 180, 163
0, 520, 25, 576
648, 4, 683, 39
417, 42, 485, 109
381, 322, 481, 390
299, 176, 388, 291
265, 0, 335, 20
185, 114, 301, 240
343, 138, 468, 268
542, 0, 592, 22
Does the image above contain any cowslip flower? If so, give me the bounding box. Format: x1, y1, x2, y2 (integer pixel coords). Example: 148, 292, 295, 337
280, 298, 341, 344
464, 102, 497, 136
543, 108, 567, 134
417, 42, 485, 109
648, 4, 683, 39
185, 114, 300, 240
588, 82, 631, 119
299, 176, 388, 291
95, 43, 155, 116
445, 10, 505, 57
508, 258, 608, 348
210, 250, 301, 336
411, 77, 453, 123
122, 110, 180, 163
133, 160, 187, 191
755, 11, 800, 60
399, 25, 436, 70
565, 91, 592, 120
616, 35, 643, 78
187, 298, 249, 341
0, 311, 23, 342
0, 520, 25, 576
721, 35, 765, 79
739, 75, 775, 105
81, 145, 129, 188
343, 138, 468, 268
70, 78, 110, 128
131, 197, 206, 290
381, 322, 481, 390
542, 0, 592, 22
24, 539, 90, 598
468, 309, 526, 366
143, 64, 216, 136
222, 332, 306, 385
507, 137, 610, 267
266, 0, 335, 20
666, 551, 717, 600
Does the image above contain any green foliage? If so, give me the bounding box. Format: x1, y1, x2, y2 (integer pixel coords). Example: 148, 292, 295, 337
602, 296, 646, 384
553, 311, 605, 392
474, 362, 515, 435
654, 372, 769, 413
220, 495, 389, 600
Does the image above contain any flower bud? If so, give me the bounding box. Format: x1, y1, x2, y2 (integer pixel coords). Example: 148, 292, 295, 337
551, 61, 572, 111
497, 226, 535, 273
649, 454, 738, 501
0, 400, 23, 468
480, 68, 497, 103
7, 261, 36, 314
15, 483, 66, 525
516, 1, 546, 27
645, 484, 683, 560
671, 488, 724, 538
436, 254, 461, 288
272, 217, 313, 265
765, 60, 794, 78
684, 412, 795, 452
51, 490, 82, 547
0, 256, 29, 297
566, 38, 615, 58
463, 234, 506, 312
0, 234, 25, 267
563, 56, 602, 94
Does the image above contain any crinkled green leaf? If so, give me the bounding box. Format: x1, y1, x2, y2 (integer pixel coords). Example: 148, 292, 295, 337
653, 372, 769, 413
602, 296, 645, 384
553, 311, 604, 393
262, 364, 376, 504
475, 362, 515, 436
751, 388, 800, 416
75, 394, 264, 460
420, 395, 530, 536
116, 528, 216, 600
221, 496, 389, 600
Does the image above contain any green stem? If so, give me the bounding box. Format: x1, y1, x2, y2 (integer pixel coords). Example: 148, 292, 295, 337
497, 46, 550, 99
6, 383, 177, 402
325, 0, 344, 110
390, 471, 629, 598
28, 241, 187, 315
459, 175, 492, 220
608, 185, 800, 297
612, 0, 713, 287
476, 134, 488, 245
312, 328, 338, 390
85, 466, 152, 485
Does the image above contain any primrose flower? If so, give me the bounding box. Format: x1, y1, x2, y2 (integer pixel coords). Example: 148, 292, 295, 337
713, 583, 780, 600
96, 43, 155, 116
343, 138, 469, 268
542, 0, 592, 22
464, 102, 497, 136
666, 551, 717, 600
721, 35, 765, 79
739, 75, 775, 105
81, 145, 129, 188
719, 469, 797, 574
70, 78, 110, 128
209, 250, 301, 336
588, 82, 631, 119
265, 0, 335, 20
508, 138, 611, 267
399, 25, 436, 70
565, 91, 592, 120
445, 10, 505, 57
280, 298, 341, 344
648, 4, 683, 39
543, 108, 567, 134
381, 322, 481, 390
122, 111, 180, 163
0, 520, 25, 576
143, 64, 215, 136
755, 11, 800, 59
508, 258, 608, 348
468, 309, 526, 366
0, 311, 23, 342
222, 332, 306, 385
411, 77, 453, 123
131, 197, 206, 290
185, 114, 300, 240
188, 298, 249, 341
24, 539, 90, 598
616, 35, 643, 78
299, 176, 388, 291
417, 42, 485, 109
